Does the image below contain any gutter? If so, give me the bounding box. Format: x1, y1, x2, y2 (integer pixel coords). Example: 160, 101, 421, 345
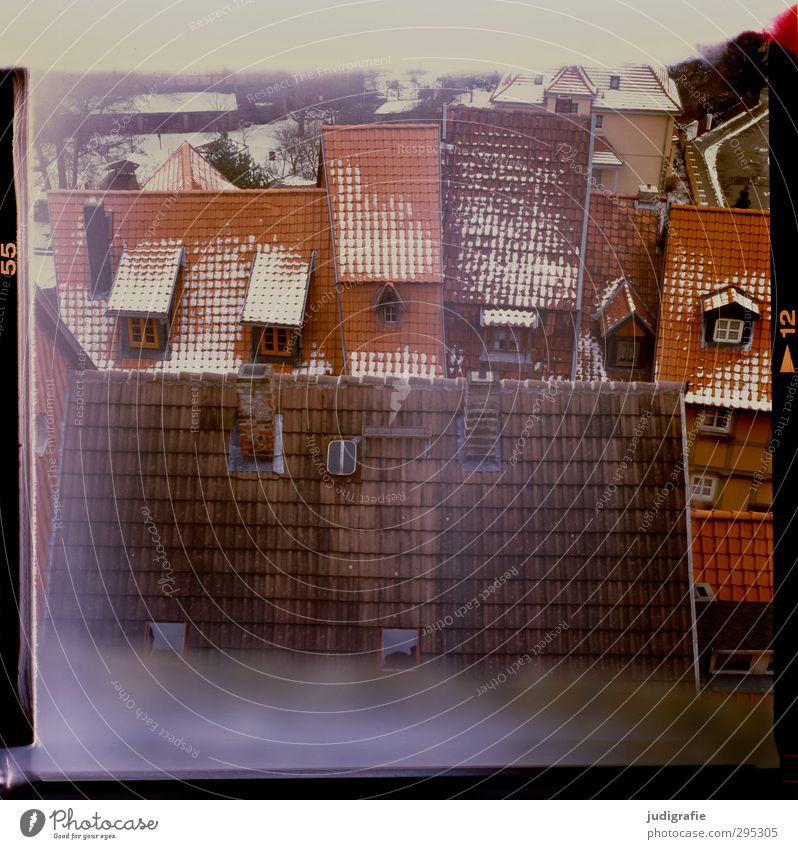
569, 112, 597, 380
319, 130, 349, 375
680, 389, 703, 695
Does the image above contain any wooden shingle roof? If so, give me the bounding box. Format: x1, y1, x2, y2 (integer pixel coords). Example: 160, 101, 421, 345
48, 371, 695, 679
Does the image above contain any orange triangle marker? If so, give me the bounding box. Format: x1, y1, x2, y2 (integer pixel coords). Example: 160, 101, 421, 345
781, 346, 795, 373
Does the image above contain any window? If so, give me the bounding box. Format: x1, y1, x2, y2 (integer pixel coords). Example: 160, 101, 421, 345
594, 114, 604, 128
694, 582, 715, 602
699, 408, 732, 434
327, 439, 358, 476
710, 650, 773, 676
381, 302, 399, 324
493, 328, 519, 352
555, 98, 577, 114
381, 629, 418, 669
690, 474, 717, 503
259, 326, 293, 357
128, 317, 159, 350
534, 74, 544, 85
609, 75, 621, 90
713, 318, 745, 344
614, 338, 638, 366
146, 622, 186, 654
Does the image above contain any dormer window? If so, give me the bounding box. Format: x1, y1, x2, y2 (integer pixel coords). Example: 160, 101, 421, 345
373, 282, 406, 326
609, 75, 621, 90
700, 286, 759, 349
242, 244, 314, 364
106, 240, 185, 357
382, 302, 399, 324
259, 326, 294, 357
713, 318, 745, 344
555, 97, 578, 114
479, 308, 537, 363
128, 317, 160, 350
592, 278, 656, 373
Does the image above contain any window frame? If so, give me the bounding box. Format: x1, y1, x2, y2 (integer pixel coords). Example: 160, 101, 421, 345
698, 408, 733, 434
554, 97, 578, 114
145, 621, 187, 655
594, 113, 604, 128
326, 439, 358, 476
709, 650, 773, 676
609, 75, 621, 90
713, 317, 745, 344
492, 327, 520, 353
690, 474, 717, 503
259, 326, 294, 358
380, 628, 420, 669
381, 302, 399, 325
127, 316, 160, 350
614, 337, 639, 367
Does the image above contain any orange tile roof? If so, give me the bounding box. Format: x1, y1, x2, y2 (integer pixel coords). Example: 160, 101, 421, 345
655, 205, 770, 411
692, 509, 773, 603
321, 124, 442, 284
142, 142, 236, 192
48, 188, 341, 374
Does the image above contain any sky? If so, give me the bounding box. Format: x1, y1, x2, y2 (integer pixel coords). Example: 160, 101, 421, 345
0, 0, 787, 78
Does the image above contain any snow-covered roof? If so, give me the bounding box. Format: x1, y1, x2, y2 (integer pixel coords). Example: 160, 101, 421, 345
701, 285, 760, 317
242, 244, 313, 328
491, 64, 681, 114
100, 91, 237, 115
106, 241, 184, 318
374, 99, 421, 115
480, 307, 539, 328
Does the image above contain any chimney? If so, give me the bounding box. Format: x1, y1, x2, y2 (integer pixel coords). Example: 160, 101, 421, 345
236, 363, 276, 460
83, 200, 114, 297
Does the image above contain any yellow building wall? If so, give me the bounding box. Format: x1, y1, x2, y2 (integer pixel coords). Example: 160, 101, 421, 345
686, 405, 772, 512
598, 112, 674, 195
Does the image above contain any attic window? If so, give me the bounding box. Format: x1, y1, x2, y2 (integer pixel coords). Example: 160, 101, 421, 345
555, 97, 578, 114
699, 408, 732, 434
373, 282, 406, 325
710, 650, 773, 676
493, 327, 519, 352
694, 583, 715, 602
609, 75, 621, 89
381, 629, 419, 669
327, 439, 358, 476
690, 474, 717, 503
614, 338, 638, 366
382, 302, 399, 324
259, 326, 294, 357
534, 74, 544, 85
128, 317, 160, 350
713, 318, 745, 344
147, 622, 186, 654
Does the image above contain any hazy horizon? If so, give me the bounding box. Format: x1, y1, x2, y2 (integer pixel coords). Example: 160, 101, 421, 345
1, 0, 785, 79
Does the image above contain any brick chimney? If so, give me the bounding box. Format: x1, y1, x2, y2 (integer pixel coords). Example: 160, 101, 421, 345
236, 364, 276, 459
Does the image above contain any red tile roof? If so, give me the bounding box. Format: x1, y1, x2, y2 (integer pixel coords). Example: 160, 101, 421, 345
692, 509, 773, 603
48, 189, 341, 374
442, 107, 590, 311
142, 142, 236, 192
655, 205, 770, 411
321, 124, 442, 284
577, 192, 662, 380
594, 277, 655, 336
